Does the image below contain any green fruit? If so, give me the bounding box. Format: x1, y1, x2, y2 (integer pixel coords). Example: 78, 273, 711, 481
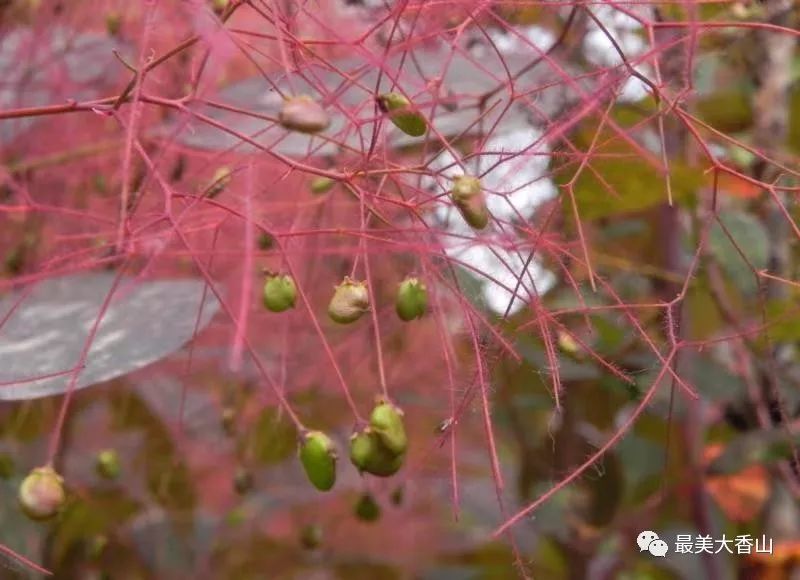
95, 449, 121, 480
349, 429, 375, 472
263, 274, 297, 313
300, 523, 323, 550
354, 492, 381, 522
327, 277, 369, 324
369, 399, 408, 456
212, 0, 229, 14
377, 92, 427, 137
105, 12, 122, 36
299, 431, 337, 491
5, 245, 25, 275
349, 429, 404, 477
450, 175, 489, 230
279, 95, 330, 134
557, 331, 584, 359
18, 466, 65, 521
395, 277, 427, 321
233, 468, 254, 495
226, 506, 248, 526
257, 232, 274, 250
451, 174, 481, 196
310, 176, 335, 195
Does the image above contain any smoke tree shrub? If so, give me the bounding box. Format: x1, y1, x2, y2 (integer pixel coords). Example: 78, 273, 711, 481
0, 0, 799, 577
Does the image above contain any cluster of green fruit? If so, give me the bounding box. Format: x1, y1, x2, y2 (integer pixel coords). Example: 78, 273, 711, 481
298, 398, 408, 492
276, 93, 491, 230
16, 400, 406, 517
263, 273, 428, 324
13, 93, 483, 523
277, 91, 428, 138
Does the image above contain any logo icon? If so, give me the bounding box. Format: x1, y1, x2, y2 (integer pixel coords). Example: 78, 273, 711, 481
637, 531, 669, 557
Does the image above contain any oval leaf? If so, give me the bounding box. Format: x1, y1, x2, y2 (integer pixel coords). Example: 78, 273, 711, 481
0, 273, 220, 400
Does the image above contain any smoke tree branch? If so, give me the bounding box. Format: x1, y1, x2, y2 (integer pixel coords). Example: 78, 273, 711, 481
652, 6, 723, 579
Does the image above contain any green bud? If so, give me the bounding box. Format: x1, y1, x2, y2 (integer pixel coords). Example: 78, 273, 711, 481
369, 399, 408, 456
300, 523, 323, 550
450, 175, 489, 230
354, 492, 381, 522
263, 274, 297, 313
19, 466, 66, 521
212, 0, 229, 15
327, 277, 369, 324
377, 92, 427, 137
310, 176, 335, 195
349, 429, 375, 472
257, 232, 275, 250
557, 331, 584, 360
395, 277, 428, 321
5, 245, 25, 275
349, 428, 404, 477
299, 431, 337, 491
279, 95, 330, 134
95, 449, 121, 480
105, 12, 122, 37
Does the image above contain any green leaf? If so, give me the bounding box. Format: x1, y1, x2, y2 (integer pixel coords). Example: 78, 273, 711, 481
588, 315, 629, 356
531, 537, 569, 578
598, 218, 650, 240
558, 140, 703, 220
52, 489, 141, 566
685, 284, 724, 341
614, 433, 666, 503
244, 407, 297, 465
707, 428, 797, 475
708, 209, 769, 295
616, 563, 682, 580
682, 355, 747, 403
695, 92, 753, 133
764, 298, 800, 341
419, 566, 481, 580
787, 88, 800, 153
0, 453, 13, 479
0, 399, 55, 442
210, 535, 301, 577
335, 562, 403, 580
291, 387, 351, 432
109, 391, 197, 512
442, 542, 524, 580
577, 449, 624, 527
0, 274, 220, 401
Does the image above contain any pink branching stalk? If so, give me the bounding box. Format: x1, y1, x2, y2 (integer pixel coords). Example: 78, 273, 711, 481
1, 0, 799, 576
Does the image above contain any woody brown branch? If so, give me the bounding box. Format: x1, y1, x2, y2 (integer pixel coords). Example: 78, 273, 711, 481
653, 6, 724, 579
750, 0, 800, 499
